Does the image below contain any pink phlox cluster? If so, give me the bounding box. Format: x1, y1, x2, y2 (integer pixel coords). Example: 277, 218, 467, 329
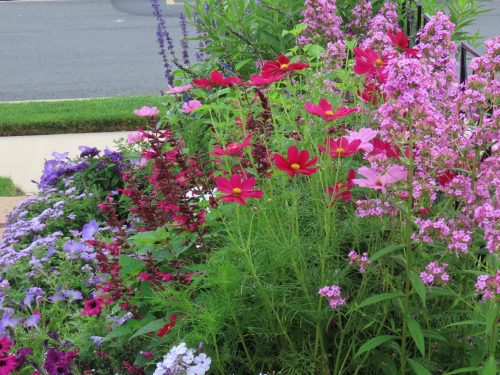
355, 198, 397, 218
420, 261, 450, 286
413, 218, 472, 256
475, 271, 500, 301
347, 251, 370, 273
469, 36, 500, 77
297, 0, 344, 46
361, 2, 400, 54
416, 12, 458, 102
346, 0, 373, 37
318, 284, 346, 309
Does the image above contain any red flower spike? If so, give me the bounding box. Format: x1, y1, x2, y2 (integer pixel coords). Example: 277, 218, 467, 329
319, 137, 361, 158
304, 99, 358, 121
261, 55, 310, 75
327, 169, 356, 202
209, 134, 252, 157
156, 315, 177, 338
274, 146, 318, 177
436, 170, 457, 186
193, 70, 242, 89
245, 72, 286, 87
215, 174, 263, 205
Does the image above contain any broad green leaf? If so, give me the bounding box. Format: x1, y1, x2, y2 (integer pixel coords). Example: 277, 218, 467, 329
129, 319, 166, 340
407, 358, 432, 375
355, 335, 398, 358
357, 293, 403, 308
118, 255, 145, 279
443, 367, 480, 375
104, 325, 132, 341
410, 271, 427, 307
407, 316, 425, 357
371, 244, 405, 261
482, 356, 497, 375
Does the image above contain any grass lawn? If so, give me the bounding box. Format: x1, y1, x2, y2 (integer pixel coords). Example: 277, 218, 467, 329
0, 177, 23, 196
0, 95, 164, 136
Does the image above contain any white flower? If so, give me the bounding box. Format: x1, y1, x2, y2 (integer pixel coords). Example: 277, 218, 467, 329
193, 353, 211, 369
186, 364, 208, 375
183, 349, 194, 365
170, 342, 188, 357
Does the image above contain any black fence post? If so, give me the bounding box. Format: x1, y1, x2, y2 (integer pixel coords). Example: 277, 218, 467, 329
460, 43, 467, 85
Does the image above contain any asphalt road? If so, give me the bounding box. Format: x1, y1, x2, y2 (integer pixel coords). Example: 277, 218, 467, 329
0, 0, 195, 101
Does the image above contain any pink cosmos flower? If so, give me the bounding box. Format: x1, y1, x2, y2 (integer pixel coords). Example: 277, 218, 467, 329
327, 169, 356, 202
352, 165, 408, 194
127, 130, 146, 144
0, 355, 16, 375
209, 134, 252, 157
304, 98, 358, 121
181, 100, 202, 113
167, 84, 193, 94
215, 174, 263, 205
347, 128, 378, 153
133, 106, 159, 117
193, 70, 242, 89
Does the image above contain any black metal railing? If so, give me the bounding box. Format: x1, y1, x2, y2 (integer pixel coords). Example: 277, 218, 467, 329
401, 0, 482, 86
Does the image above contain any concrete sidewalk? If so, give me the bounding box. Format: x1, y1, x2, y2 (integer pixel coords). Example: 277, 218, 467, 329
0, 131, 129, 193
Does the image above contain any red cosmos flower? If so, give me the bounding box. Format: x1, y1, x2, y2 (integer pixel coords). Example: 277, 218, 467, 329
156, 315, 177, 337
245, 72, 286, 87
193, 70, 242, 89
388, 31, 418, 57
81, 296, 104, 316
209, 134, 252, 157
359, 82, 383, 104
327, 169, 356, 202
304, 99, 358, 121
353, 47, 388, 82
274, 146, 318, 177
215, 174, 263, 205
261, 55, 309, 75
0, 336, 13, 356
436, 170, 457, 186
0, 355, 17, 375
319, 137, 361, 158
371, 138, 400, 159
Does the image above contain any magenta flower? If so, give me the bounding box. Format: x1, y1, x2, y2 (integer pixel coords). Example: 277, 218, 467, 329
420, 262, 450, 286
133, 106, 159, 117
318, 285, 346, 309
352, 165, 407, 194
304, 98, 358, 121
475, 271, 500, 301
215, 174, 263, 205
274, 145, 318, 177
181, 100, 202, 113
209, 134, 252, 157
348, 251, 371, 273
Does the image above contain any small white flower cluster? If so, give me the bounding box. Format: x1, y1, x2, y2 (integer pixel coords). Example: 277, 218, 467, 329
153, 342, 211, 375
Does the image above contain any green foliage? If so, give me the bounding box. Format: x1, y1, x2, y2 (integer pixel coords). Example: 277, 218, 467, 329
185, 0, 304, 76
0, 176, 23, 196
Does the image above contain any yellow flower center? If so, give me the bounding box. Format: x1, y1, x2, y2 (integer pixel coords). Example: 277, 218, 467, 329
325, 111, 334, 116
280, 63, 289, 69
336, 147, 345, 154
232, 187, 242, 195
290, 163, 300, 170
374, 58, 383, 68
